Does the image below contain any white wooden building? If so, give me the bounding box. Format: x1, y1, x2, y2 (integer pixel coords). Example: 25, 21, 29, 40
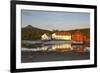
41, 33, 51, 40
52, 32, 71, 40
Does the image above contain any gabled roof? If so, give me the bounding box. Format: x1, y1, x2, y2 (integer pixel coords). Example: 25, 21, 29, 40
54, 32, 71, 36
42, 33, 51, 36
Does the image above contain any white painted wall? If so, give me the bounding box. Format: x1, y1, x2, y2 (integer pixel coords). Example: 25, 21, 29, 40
0, 0, 99, 73
41, 34, 49, 40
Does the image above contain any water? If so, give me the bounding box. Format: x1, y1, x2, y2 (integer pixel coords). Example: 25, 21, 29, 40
22, 40, 90, 53
21, 40, 90, 63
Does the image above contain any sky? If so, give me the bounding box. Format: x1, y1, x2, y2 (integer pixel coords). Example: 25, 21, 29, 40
21, 10, 90, 31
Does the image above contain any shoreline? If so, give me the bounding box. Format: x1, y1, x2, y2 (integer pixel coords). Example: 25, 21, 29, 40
22, 40, 88, 45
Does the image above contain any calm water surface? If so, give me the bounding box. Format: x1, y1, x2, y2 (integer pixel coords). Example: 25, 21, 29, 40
22, 40, 90, 53
21, 40, 90, 63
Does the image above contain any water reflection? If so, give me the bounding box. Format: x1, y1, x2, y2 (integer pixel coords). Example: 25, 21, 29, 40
40, 44, 71, 52
22, 43, 89, 53
72, 45, 88, 53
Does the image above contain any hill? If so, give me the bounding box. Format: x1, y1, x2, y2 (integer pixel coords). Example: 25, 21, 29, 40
22, 25, 51, 40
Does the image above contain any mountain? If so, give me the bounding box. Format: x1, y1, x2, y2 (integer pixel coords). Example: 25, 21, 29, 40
22, 25, 50, 32
21, 25, 51, 40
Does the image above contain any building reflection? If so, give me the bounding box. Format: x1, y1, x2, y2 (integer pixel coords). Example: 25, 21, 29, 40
40, 43, 88, 53
52, 44, 72, 52
72, 44, 86, 53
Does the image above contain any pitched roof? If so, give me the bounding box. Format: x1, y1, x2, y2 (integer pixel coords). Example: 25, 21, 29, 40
42, 33, 51, 36
54, 32, 71, 35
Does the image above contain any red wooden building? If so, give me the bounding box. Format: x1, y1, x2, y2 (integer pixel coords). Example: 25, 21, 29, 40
72, 31, 87, 42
